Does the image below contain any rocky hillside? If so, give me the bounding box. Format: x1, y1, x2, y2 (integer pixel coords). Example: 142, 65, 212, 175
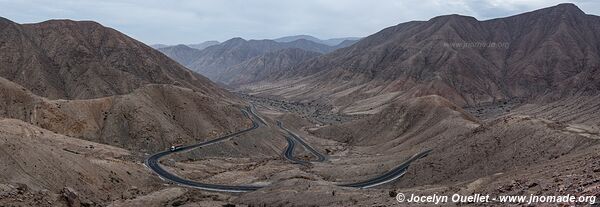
0, 17, 253, 152
0, 118, 160, 206
0, 18, 223, 100
217, 48, 321, 86
0, 76, 249, 152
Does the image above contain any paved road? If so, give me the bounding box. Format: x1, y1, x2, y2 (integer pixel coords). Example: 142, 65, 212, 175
277, 120, 432, 188
277, 121, 327, 162
146, 105, 431, 192
282, 136, 310, 164
338, 149, 432, 188
145, 107, 264, 192
249, 104, 268, 127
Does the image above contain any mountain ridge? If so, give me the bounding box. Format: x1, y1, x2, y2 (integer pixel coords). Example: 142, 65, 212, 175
0, 17, 226, 100
244, 3, 600, 108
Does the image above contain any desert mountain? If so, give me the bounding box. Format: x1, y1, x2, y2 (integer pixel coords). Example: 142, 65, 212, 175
0, 17, 254, 153
244, 3, 600, 109
217, 48, 321, 86
160, 37, 334, 81
280, 39, 336, 54
274, 35, 361, 46
158, 37, 362, 84
3, 4, 600, 207
0, 16, 283, 206
0, 18, 222, 100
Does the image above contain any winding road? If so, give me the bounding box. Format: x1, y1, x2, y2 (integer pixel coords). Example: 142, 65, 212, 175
338, 149, 432, 188
145, 105, 431, 192
145, 108, 263, 192
282, 136, 309, 164
277, 120, 327, 163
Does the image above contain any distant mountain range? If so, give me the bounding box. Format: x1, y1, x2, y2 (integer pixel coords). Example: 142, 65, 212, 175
151, 40, 220, 50
156, 37, 359, 83
273, 35, 361, 46
151, 35, 360, 50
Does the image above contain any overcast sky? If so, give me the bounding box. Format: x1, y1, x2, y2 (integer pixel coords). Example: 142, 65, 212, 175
1, 0, 599, 45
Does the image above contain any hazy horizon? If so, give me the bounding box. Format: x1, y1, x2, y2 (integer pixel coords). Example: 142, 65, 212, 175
1, 0, 600, 45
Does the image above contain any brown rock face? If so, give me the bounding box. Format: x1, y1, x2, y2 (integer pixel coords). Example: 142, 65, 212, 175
0, 18, 223, 100
248, 3, 600, 106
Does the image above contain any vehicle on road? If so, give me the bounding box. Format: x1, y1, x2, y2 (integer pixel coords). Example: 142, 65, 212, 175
170, 145, 183, 152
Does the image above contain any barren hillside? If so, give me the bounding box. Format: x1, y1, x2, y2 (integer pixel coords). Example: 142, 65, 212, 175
217, 48, 321, 86
0, 18, 224, 100
0, 119, 160, 206
242, 3, 600, 110
0, 77, 248, 152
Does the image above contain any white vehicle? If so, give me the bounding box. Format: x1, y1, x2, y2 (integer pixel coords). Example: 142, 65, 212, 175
170, 145, 182, 152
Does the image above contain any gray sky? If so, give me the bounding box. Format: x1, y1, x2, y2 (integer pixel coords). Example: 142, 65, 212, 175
1, 0, 599, 45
